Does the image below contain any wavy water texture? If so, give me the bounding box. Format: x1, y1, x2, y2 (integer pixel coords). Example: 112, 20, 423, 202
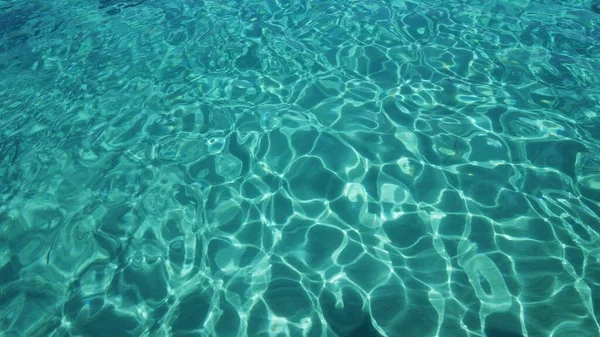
1, 0, 600, 337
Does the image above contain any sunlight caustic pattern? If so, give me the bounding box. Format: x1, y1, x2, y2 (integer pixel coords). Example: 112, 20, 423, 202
0, 0, 600, 337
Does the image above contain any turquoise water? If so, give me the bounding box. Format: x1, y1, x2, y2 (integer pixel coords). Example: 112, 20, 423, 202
1, 0, 600, 336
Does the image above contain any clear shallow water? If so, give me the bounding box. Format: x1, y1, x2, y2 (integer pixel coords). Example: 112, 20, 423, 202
1, 0, 600, 336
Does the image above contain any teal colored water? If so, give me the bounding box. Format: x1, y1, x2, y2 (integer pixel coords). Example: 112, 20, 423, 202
1, 0, 600, 336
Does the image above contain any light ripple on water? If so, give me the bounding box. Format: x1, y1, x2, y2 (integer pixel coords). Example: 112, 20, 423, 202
1, 1, 600, 337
